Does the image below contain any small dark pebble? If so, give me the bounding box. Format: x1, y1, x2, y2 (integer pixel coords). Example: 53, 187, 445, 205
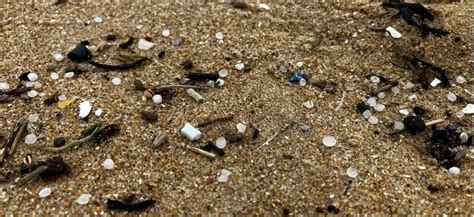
316, 207, 326, 213
19, 163, 29, 174
327, 205, 337, 212
282, 154, 294, 160
53, 137, 66, 148
243, 66, 252, 73
356, 102, 370, 113
181, 60, 193, 70
453, 37, 461, 43
282, 208, 290, 216
133, 79, 146, 91
231, 0, 249, 9
19, 72, 30, 81
141, 111, 158, 123
44, 96, 58, 105
413, 106, 426, 116
158, 50, 165, 59
107, 198, 156, 212
374, 130, 380, 135
80, 40, 90, 46
427, 185, 440, 193
225, 57, 232, 61
106, 34, 117, 41
403, 116, 426, 135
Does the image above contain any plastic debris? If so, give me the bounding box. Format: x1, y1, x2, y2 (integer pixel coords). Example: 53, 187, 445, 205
162, 29, 171, 37
374, 104, 385, 112
76, 194, 91, 205
181, 123, 201, 141
386, 26, 402, 38
368, 116, 379, 124
370, 76, 380, 84
259, 3, 270, 10
322, 136, 336, 147
399, 109, 409, 115
459, 132, 469, 143
93, 16, 103, 23
102, 158, 114, 169
218, 69, 228, 77
25, 133, 37, 144
215, 32, 224, 40
50, 72, 59, 80
38, 187, 52, 198
461, 104, 474, 114
430, 78, 441, 87
53, 51, 64, 62
0, 82, 9, 90
216, 79, 225, 86
296, 61, 304, 68
65, 72, 75, 78
367, 97, 377, 107
27, 73, 38, 82
448, 167, 460, 175
119, 37, 134, 49
362, 110, 372, 119
53, 137, 66, 148
95, 109, 103, 117
58, 98, 75, 109
303, 101, 314, 109
138, 39, 154, 50
413, 106, 426, 116
186, 89, 204, 102
171, 37, 183, 46
67, 44, 92, 62
456, 76, 466, 84
404, 81, 415, 89
235, 63, 245, 70
393, 121, 405, 130
111, 77, 122, 85
89, 58, 148, 71
299, 78, 307, 86
152, 94, 162, 104
28, 114, 39, 122
356, 102, 370, 113
27, 90, 38, 98
236, 123, 247, 133
408, 94, 417, 102
447, 92, 457, 101
215, 137, 227, 149
218, 169, 231, 182
346, 167, 358, 178
78, 101, 92, 119
391, 86, 400, 94
289, 72, 305, 83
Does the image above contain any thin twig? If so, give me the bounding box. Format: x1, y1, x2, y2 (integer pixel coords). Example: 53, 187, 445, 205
1, 118, 27, 165
28, 127, 100, 152
257, 123, 292, 150
9, 120, 28, 155
182, 145, 216, 159
17, 165, 48, 184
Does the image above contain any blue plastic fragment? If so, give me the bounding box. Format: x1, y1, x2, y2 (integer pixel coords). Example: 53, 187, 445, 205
289, 72, 305, 83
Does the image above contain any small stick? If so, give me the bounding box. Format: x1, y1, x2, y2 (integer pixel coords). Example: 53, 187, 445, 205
1, 118, 27, 164
197, 114, 234, 128
28, 127, 100, 152
17, 165, 48, 184
186, 88, 204, 102
389, 119, 444, 135
257, 123, 292, 150
152, 132, 168, 149
371, 81, 399, 96
183, 145, 216, 159
9, 119, 28, 155
335, 91, 346, 111
457, 94, 474, 104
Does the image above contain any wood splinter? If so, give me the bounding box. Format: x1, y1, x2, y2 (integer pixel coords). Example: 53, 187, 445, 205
152, 132, 168, 149
0, 118, 28, 165
17, 165, 48, 184
182, 144, 216, 159
186, 88, 204, 103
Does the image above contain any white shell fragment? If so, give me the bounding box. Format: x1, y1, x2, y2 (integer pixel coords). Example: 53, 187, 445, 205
236, 123, 247, 133
27, 73, 38, 82
322, 136, 337, 147
215, 137, 227, 149
399, 109, 410, 116
296, 61, 304, 68
152, 94, 162, 104
218, 68, 228, 77
408, 94, 417, 102
0, 82, 9, 90
303, 101, 314, 109
50, 72, 59, 80
215, 32, 224, 40
448, 167, 460, 175
95, 109, 103, 117
25, 133, 37, 144
181, 123, 201, 141
38, 187, 52, 198
235, 63, 245, 71
456, 76, 466, 84
386, 26, 402, 39
447, 92, 457, 102
259, 3, 270, 10
460, 132, 468, 143
430, 78, 441, 87
111, 77, 121, 85
346, 167, 358, 178
138, 39, 154, 50
462, 104, 474, 114
218, 169, 231, 182
102, 159, 114, 170
53, 51, 64, 62
78, 101, 92, 119
162, 29, 171, 37
76, 194, 92, 205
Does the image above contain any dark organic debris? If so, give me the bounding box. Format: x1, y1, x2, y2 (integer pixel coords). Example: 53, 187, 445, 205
371, 81, 399, 96
201, 142, 225, 156
231, 0, 250, 10
427, 185, 440, 193
94, 124, 121, 145
43, 95, 59, 105
29, 156, 71, 179
0, 118, 28, 165
181, 60, 193, 70
403, 116, 426, 135
119, 37, 134, 49
356, 102, 370, 114
107, 198, 156, 212
53, 0, 68, 5
53, 137, 66, 148
158, 50, 165, 59
106, 34, 117, 41
197, 114, 234, 128
133, 79, 146, 91
326, 205, 340, 214
19, 72, 30, 81
89, 58, 148, 71
413, 106, 426, 116
67, 44, 92, 62
223, 130, 245, 143
0, 95, 13, 103
141, 111, 158, 123
1, 86, 32, 96
426, 125, 471, 168
19, 163, 29, 174
186, 72, 220, 81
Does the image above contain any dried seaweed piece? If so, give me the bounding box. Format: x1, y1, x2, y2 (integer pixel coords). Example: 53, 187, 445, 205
186, 72, 219, 81
141, 111, 158, 123
231, 0, 249, 10
67, 44, 92, 62
29, 124, 101, 152
119, 37, 134, 49
107, 198, 156, 212
43, 95, 59, 105
94, 124, 121, 145
29, 156, 70, 179
181, 60, 193, 70
0, 95, 13, 103
403, 116, 426, 135
0, 118, 27, 165
223, 130, 245, 143
382, 2, 434, 21
133, 79, 146, 91
89, 58, 148, 71
1, 86, 32, 96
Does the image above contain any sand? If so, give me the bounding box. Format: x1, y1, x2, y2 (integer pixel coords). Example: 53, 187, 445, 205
0, 1, 472, 215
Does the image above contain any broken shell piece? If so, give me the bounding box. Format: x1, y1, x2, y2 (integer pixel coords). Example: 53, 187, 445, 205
181, 123, 201, 141
76, 194, 92, 205
236, 123, 247, 133
218, 169, 231, 182
303, 101, 314, 109
322, 136, 336, 147
430, 78, 441, 87
78, 101, 92, 119
94, 109, 103, 116
138, 39, 154, 50
296, 61, 304, 68
386, 26, 402, 39
186, 88, 204, 102
38, 187, 52, 198
462, 104, 474, 114
58, 98, 75, 109
408, 94, 417, 102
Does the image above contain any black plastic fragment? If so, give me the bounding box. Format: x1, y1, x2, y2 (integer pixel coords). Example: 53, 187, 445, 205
119, 37, 134, 49
186, 72, 219, 81
106, 34, 117, 41
67, 44, 92, 62
53, 137, 66, 148
356, 102, 370, 114
107, 198, 156, 212
413, 106, 426, 116
89, 58, 148, 71
158, 50, 165, 59
403, 116, 426, 135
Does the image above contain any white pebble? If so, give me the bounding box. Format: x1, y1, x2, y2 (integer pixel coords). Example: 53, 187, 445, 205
27, 90, 38, 98
138, 39, 154, 50
374, 104, 385, 112
76, 194, 92, 205
78, 101, 92, 119
215, 32, 224, 40
367, 97, 377, 107
27, 73, 38, 82
53, 51, 64, 62
299, 78, 307, 86
352, 32, 358, 38
111, 77, 122, 85
303, 101, 314, 109
462, 104, 474, 114
456, 76, 466, 84
218, 69, 228, 77
50, 72, 59, 80
65, 72, 75, 78
448, 167, 460, 175
216, 79, 225, 86
25, 82, 34, 87
95, 109, 103, 117
28, 113, 40, 123
346, 167, 358, 178
386, 26, 402, 39
430, 78, 441, 87
218, 169, 231, 182
408, 94, 417, 102
370, 76, 380, 84
377, 92, 385, 99
215, 137, 227, 149
393, 121, 405, 130
236, 123, 247, 133
259, 3, 270, 10
93, 16, 103, 23
102, 159, 114, 169
362, 110, 372, 119
447, 92, 457, 102
25, 133, 37, 144
152, 94, 162, 104
368, 116, 379, 124
58, 94, 67, 101
390, 86, 400, 94
181, 123, 201, 141
322, 136, 337, 147
399, 109, 410, 116
0, 82, 10, 90
460, 133, 469, 143
296, 61, 304, 68
38, 187, 52, 198
235, 63, 245, 71
162, 29, 171, 37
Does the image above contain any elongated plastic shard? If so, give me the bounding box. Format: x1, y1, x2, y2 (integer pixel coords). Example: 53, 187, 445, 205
386, 26, 402, 38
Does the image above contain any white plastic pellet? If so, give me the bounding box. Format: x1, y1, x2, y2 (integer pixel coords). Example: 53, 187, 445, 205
368, 116, 379, 124
362, 110, 372, 119
218, 169, 231, 182
235, 63, 245, 71
216, 79, 225, 86
456, 76, 466, 84
408, 94, 417, 102
76, 194, 92, 205
259, 3, 270, 10
447, 92, 457, 102
25, 82, 34, 87
448, 167, 460, 175
25, 133, 37, 144
27, 73, 38, 82
53, 51, 64, 62
430, 78, 441, 87
27, 90, 38, 98
38, 187, 52, 198
207, 80, 216, 87
111, 77, 121, 85
218, 69, 228, 78
0, 82, 10, 90
374, 104, 385, 112
367, 97, 377, 107
322, 136, 337, 147
162, 29, 171, 37
50, 72, 59, 80
95, 109, 103, 117
346, 167, 358, 178
102, 159, 114, 169
377, 92, 385, 99
296, 61, 304, 68
181, 123, 201, 141
215, 137, 227, 149
391, 86, 400, 94
152, 94, 162, 104
215, 32, 224, 40
236, 123, 247, 133
370, 76, 380, 84
138, 39, 154, 50
399, 109, 410, 116
78, 101, 92, 119
93, 16, 103, 23
299, 78, 307, 86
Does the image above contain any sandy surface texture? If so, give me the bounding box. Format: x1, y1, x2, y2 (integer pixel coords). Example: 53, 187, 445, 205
0, 1, 472, 215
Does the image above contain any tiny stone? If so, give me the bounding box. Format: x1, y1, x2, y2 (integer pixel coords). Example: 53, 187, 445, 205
215, 32, 224, 40
106, 34, 116, 41
456, 76, 466, 84
296, 61, 304, 68
58, 94, 67, 101
218, 69, 229, 77
53, 51, 64, 62
95, 109, 103, 116
235, 63, 245, 71
138, 39, 154, 50
362, 110, 372, 119
102, 159, 114, 169
27, 90, 38, 98
374, 104, 385, 112
430, 78, 441, 87
322, 136, 336, 147
399, 109, 409, 115
0, 82, 9, 90
152, 94, 162, 104
65, 72, 75, 78
448, 167, 460, 175
111, 77, 122, 85
377, 92, 385, 99
459, 132, 468, 143
408, 94, 417, 102
27, 73, 38, 82
93, 16, 103, 23
236, 123, 247, 133
303, 101, 314, 109
447, 92, 457, 101
28, 113, 39, 122
162, 29, 171, 37
391, 86, 400, 94
368, 116, 378, 124
393, 121, 405, 130
25, 133, 37, 144
50, 72, 59, 80
53, 137, 66, 147
215, 137, 227, 149
367, 97, 377, 107
38, 187, 52, 198
76, 194, 91, 205
299, 78, 307, 86
370, 76, 380, 84
346, 167, 358, 178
